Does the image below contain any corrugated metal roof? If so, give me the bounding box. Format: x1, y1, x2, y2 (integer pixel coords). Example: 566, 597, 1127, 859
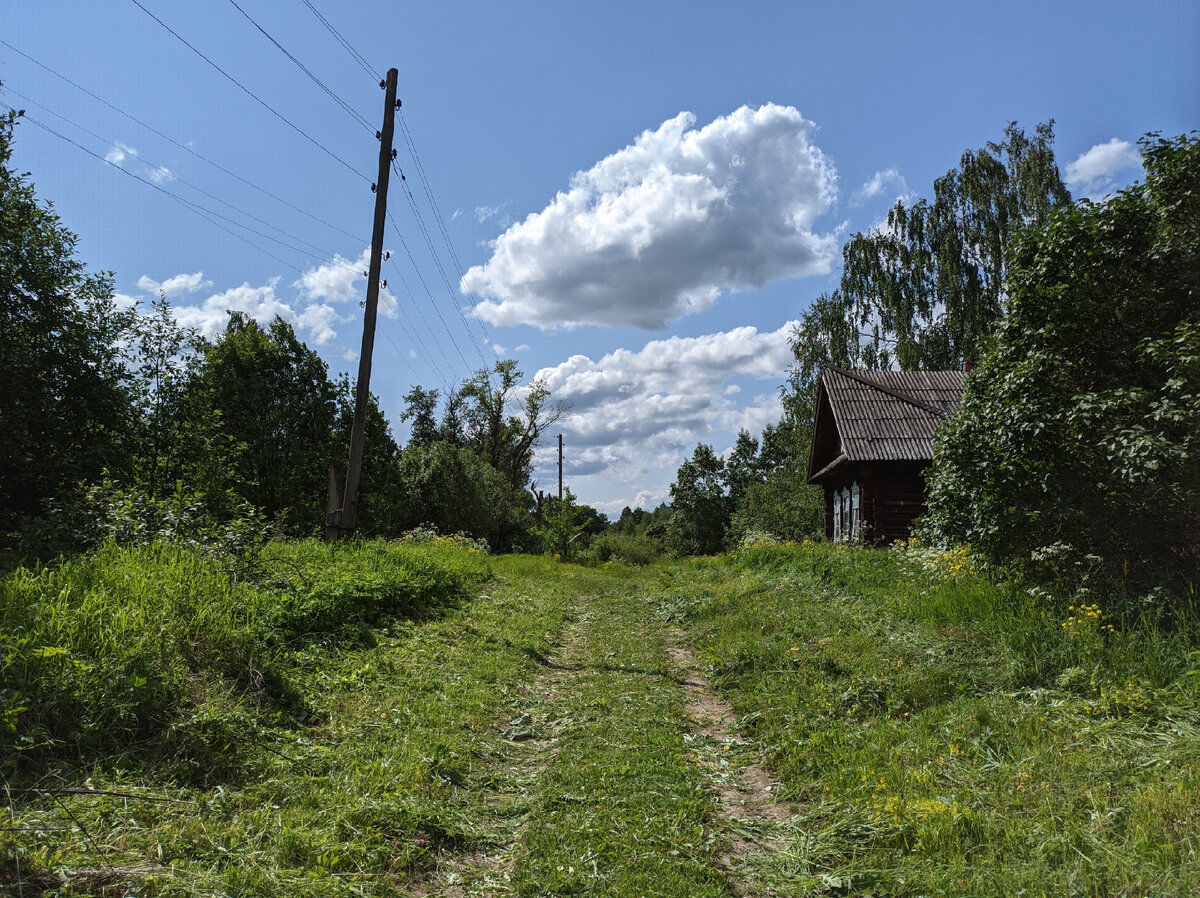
822, 368, 968, 463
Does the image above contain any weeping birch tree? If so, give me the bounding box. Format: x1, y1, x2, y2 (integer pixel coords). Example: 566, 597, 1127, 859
790, 121, 1072, 394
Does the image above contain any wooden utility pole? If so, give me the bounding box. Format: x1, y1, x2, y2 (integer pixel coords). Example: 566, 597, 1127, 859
328, 67, 398, 541
558, 434, 563, 502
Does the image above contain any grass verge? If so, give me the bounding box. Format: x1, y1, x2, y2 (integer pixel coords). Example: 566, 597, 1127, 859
672, 542, 1200, 896
0, 538, 569, 895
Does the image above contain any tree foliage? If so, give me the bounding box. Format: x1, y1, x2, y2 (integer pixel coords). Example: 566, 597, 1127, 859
666, 416, 826, 555
182, 314, 340, 535
790, 121, 1071, 398
727, 416, 824, 545
0, 109, 136, 541
460, 359, 565, 492
389, 360, 566, 550
0, 99, 564, 558
400, 385, 440, 448
666, 443, 730, 556
924, 133, 1200, 597
333, 375, 403, 537
393, 441, 530, 552
532, 488, 589, 560
126, 293, 202, 501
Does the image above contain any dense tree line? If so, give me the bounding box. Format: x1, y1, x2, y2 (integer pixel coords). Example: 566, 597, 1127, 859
664, 414, 824, 554
0, 108, 560, 561
924, 133, 1200, 599
668, 126, 1197, 610
8, 93, 1195, 596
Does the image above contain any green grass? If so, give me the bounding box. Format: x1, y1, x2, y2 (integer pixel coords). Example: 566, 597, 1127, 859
4, 538, 1199, 895
1, 536, 526, 894
500, 559, 726, 896
0, 537, 490, 781
674, 542, 1200, 896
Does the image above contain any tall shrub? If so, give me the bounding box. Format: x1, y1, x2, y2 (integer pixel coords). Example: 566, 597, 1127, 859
924, 134, 1200, 598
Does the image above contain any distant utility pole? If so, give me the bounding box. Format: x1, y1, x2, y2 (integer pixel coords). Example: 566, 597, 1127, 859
327, 67, 399, 542
558, 434, 563, 502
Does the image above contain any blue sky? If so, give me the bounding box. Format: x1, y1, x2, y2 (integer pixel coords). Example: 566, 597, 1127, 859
3, 1, 1196, 515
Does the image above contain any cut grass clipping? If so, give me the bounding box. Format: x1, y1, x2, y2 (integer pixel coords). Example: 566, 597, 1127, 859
4, 538, 1199, 895
676, 541, 1200, 895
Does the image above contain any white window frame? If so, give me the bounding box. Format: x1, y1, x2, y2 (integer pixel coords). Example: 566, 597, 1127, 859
832, 487, 842, 541
850, 482, 861, 541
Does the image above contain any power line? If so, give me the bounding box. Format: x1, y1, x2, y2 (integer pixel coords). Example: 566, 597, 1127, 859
377, 320, 454, 395
289, 5, 497, 380
127, 0, 371, 183
224, 0, 374, 134
379, 262, 465, 391
390, 160, 493, 369
30, 117, 445, 385
8, 87, 361, 267
19, 100, 463, 395
14, 70, 467, 404
393, 119, 500, 359
27, 116, 298, 272
385, 207, 479, 374
0, 40, 367, 245
301, 0, 377, 80
26, 115, 372, 309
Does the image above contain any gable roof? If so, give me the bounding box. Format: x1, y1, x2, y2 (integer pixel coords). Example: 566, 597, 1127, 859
807, 368, 969, 483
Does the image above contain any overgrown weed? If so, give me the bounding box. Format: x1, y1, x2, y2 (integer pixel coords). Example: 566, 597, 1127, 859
680, 540, 1200, 894
0, 536, 488, 783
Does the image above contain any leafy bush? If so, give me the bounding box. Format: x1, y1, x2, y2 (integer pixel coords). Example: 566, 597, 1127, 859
82, 478, 269, 557
727, 465, 824, 547
395, 442, 532, 552
924, 133, 1200, 603
0, 538, 488, 780
0, 542, 280, 780
265, 538, 488, 637
585, 530, 663, 566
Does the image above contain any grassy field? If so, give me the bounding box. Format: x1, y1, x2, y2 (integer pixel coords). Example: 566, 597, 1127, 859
3, 538, 1199, 895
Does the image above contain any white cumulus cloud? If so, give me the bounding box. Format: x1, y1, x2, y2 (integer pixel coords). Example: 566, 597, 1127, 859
137, 271, 211, 297
463, 104, 838, 330
851, 167, 909, 207
1066, 138, 1143, 199
530, 322, 796, 492
294, 247, 399, 320
294, 248, 370, 304
171, 279, 295, 339
148, 250, 388, 346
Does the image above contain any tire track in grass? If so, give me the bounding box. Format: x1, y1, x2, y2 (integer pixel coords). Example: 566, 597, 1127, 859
411, 560, 585, 897
506, 572, 730, 897
420, 562, 794, 896
668, 640, 796, 896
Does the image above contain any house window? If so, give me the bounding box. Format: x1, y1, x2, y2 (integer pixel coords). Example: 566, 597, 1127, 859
833, 483, 862, 543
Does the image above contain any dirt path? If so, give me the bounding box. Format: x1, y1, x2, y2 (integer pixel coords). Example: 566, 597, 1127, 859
668, 640, 796, 895
417, 569, 797, 896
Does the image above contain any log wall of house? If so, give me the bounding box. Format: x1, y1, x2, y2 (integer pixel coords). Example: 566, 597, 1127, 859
823, 462, 930, 543
871, 462, 929, 542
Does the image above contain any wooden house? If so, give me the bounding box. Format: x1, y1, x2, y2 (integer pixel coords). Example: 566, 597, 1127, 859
807, 368, 968, 543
